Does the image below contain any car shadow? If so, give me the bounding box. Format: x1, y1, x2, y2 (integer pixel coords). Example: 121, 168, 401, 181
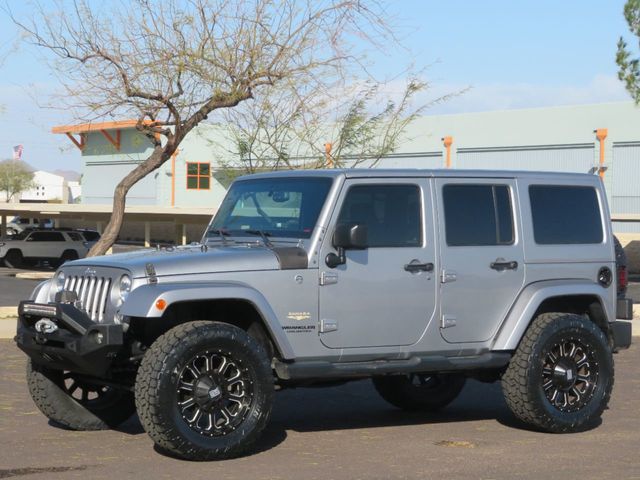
56, 378, 589, 460
267, 379, 522, 434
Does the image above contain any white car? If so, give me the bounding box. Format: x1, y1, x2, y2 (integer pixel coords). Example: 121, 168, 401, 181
0, 230, 94, 268
3, 216, 54, 235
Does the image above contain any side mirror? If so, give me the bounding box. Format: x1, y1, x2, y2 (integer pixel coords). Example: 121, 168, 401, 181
333, 223, 368, 250
326, 223, 368, 268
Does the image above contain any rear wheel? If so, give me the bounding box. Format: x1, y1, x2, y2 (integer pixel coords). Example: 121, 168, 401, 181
26, 360, 135, 430
135, 321, 274, 460
502, 312, 613, 432
373, 373, 466, 411
3, 249, 23, 268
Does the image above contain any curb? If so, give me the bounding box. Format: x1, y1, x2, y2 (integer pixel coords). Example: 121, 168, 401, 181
0, 306, 17, 319
0, 319, 15, 339
15, 272, 54, 280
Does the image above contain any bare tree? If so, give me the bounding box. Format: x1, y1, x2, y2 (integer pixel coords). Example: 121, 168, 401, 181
10, 0, 392, 255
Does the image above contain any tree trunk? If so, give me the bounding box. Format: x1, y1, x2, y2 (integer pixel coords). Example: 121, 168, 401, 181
87, 145, 170, 257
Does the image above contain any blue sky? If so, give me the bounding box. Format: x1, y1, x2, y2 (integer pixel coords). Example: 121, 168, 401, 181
0, 0, 635, 172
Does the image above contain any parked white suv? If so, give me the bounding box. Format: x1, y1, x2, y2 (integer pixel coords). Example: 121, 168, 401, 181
0, 229, 94, 268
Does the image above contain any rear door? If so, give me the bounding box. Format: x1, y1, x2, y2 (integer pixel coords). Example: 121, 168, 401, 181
435, 178, 525, 343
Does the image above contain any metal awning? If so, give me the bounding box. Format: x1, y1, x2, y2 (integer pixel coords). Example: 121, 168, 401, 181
0, 203, 215, 246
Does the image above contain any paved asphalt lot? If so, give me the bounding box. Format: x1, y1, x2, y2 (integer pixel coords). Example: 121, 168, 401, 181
0, 340, 638, 480
0, 270, 41, 306
0, 244, 147, 306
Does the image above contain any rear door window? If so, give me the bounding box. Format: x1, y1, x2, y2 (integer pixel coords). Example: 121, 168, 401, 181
443, 184, 514, 246
529, 185, 602, 244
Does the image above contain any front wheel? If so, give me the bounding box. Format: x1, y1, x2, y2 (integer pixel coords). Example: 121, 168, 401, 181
135, 321, 274, 460
502, 312, 614, 432
26, 360, 136, 430
373, 373, 466, 411
4, 249, 23, 268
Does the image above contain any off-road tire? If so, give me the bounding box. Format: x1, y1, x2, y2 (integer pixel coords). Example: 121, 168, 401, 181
502, 312, 613, 432
26, 360, 136, 430
135, 321, 274, 461
4, 249, 23, 268
373, 373, 466, 411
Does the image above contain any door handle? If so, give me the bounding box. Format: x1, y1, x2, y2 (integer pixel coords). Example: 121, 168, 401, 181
490, 259, 518, 271
404, 261, 434, 273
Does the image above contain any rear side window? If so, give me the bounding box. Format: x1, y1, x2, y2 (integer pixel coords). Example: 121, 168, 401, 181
337, 184, 422, 247
529, 185, 602, 244
67, 232, 82, 241
443, 184, 514, 246
28, 232, 65, 242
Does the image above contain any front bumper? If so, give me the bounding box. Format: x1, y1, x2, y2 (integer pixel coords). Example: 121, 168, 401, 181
14, 301, 124, 377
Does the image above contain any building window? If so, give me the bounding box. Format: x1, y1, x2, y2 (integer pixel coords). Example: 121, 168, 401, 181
186, 162, 210, 190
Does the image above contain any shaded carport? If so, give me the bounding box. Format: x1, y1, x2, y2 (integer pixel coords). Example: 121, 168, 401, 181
0, 204, 215, 247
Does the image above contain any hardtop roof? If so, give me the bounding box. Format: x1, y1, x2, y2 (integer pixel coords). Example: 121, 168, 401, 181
240, 168, 599, 181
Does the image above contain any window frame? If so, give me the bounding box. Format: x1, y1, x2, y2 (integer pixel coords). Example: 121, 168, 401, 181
186, 162, 211, 191
442, 183, 515, 247
336, 183, 424, 249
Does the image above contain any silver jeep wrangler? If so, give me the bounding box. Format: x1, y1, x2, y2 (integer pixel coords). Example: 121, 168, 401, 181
15, 169, 634, 460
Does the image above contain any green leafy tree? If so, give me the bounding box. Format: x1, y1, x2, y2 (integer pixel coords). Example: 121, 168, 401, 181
217, 78, 459, 174
0, 159, 35, 202
617, 0, 640, 102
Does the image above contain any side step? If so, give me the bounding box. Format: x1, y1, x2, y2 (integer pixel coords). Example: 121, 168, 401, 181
274, 352, 511, 381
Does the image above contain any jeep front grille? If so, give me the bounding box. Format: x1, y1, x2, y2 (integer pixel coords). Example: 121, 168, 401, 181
63, 275, 113, 322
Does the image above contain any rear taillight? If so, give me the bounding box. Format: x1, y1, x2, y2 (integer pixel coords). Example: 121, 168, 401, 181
617, 265, 628, 294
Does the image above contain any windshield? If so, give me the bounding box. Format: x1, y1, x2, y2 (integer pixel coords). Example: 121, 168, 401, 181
208, 177, 333, 239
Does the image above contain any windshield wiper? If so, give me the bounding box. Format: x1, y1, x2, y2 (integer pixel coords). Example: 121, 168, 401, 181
245, 229, 273, 248
208, 228, 231, 245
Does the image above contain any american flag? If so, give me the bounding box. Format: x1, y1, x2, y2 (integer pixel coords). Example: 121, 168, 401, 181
12, 145, 23, 161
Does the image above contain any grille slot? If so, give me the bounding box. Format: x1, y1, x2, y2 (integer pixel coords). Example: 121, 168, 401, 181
63, 275, 113, 322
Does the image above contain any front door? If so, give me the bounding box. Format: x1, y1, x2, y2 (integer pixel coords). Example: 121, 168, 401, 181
435, 178, 525, 343
319, 178, 438, 349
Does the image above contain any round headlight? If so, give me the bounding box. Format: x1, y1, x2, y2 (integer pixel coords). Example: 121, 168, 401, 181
118, 274, 132, 303
54, 271, 66, 293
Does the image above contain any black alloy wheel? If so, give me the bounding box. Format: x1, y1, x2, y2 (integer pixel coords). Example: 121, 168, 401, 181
176, 350, 253, 437
135, 321, 274, 460
541, 338, 598, 413
502, 312, 613, 433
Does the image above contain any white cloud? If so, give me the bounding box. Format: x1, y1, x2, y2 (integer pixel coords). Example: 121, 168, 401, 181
422, 74, 632, 114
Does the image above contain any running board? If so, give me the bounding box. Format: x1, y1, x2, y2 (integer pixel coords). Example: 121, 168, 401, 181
273, 352, 511, 381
